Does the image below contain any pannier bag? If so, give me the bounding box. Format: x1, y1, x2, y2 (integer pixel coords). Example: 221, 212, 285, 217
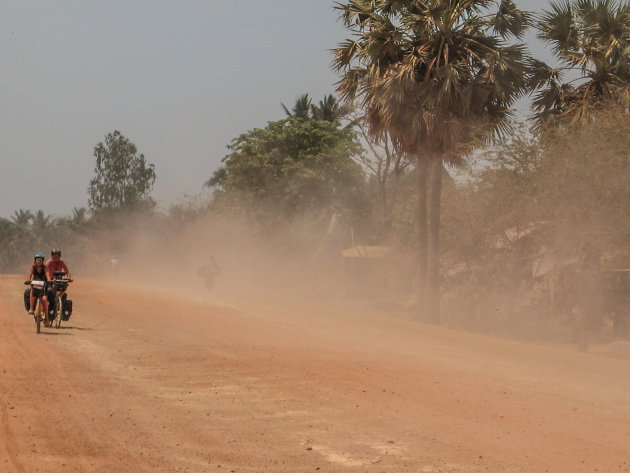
62, 299, 73, 321
26, 281, 46, 312
42, 291, 73, 321
23, 288, 30, 312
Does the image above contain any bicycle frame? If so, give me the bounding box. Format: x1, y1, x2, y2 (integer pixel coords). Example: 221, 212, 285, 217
27, 280, 46, 334
49, 271, 71, 329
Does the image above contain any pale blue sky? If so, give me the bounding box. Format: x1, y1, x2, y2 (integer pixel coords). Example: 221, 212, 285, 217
1, 0, 552, 219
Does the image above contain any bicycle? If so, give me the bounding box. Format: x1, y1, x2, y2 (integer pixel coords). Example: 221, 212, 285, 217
49, 271, 72, 329
24, 280, 47, 334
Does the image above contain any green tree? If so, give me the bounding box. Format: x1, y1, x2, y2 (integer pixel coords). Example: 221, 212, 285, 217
333, 0, 531, 321
284, 93, 405, 235
530, 0, 630, 126
88, 131, 156, 212
207, 117, 367, 224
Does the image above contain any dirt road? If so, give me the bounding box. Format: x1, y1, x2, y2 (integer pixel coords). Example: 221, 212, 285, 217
1, 274, 629, 472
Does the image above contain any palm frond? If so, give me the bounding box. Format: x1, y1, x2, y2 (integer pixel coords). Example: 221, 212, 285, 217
531, 0, 630, 124
490, 0, 532, 39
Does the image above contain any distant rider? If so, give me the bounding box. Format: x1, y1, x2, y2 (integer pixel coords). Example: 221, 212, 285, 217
197, 257, 220, 290
110, 255, 119, 275
27, 253, 49, 315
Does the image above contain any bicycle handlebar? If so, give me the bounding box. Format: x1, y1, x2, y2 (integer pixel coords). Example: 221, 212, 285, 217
25, 280, 46, 287
24, 279, 72, 285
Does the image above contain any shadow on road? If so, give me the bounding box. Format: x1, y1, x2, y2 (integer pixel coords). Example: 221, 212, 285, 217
40, 325, 92, 334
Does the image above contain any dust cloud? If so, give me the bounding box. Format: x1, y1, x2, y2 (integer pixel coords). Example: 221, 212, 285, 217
60, 191, 630, 357
72, 211, 376, 310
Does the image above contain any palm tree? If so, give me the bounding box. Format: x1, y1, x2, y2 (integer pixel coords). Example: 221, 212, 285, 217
310, 94, 353, 126
72, 207, 87, 223
62, 206, 90, 233
281, 93, 312, 120
72, 207, 88, 226
282, 93, 353, 127
530, 0, 630, 126
31, 210, 52, 234
9, 210, 38, 268
333, 0, 531, 321
31, 210, 55, 247
11, 209, 33, 228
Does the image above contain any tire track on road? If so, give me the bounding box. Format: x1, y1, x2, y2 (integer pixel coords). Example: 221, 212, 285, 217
1, 390, 27, 473
0, 305, 28, 473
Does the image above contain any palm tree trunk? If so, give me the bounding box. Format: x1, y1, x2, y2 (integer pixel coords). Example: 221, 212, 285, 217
416, 155, 429, 317
426, 157, 443, 323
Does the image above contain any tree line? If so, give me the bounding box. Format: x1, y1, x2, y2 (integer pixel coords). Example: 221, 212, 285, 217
0, 130, 156, 274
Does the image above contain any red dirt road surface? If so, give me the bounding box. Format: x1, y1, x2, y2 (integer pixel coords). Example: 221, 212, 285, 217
1, 274, 629, 472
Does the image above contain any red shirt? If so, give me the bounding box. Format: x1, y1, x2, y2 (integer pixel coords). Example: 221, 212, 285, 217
45, 259, 69, 278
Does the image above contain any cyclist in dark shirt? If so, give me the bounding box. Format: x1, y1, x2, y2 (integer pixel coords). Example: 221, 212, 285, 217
27, 253, 49, 315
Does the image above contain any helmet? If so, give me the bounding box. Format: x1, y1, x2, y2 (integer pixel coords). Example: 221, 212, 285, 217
34, 253, 44, 261
51, 248, 61, 256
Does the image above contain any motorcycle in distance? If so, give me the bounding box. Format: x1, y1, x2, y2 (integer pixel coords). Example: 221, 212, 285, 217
197, 258, 221, 292
49, 271, 72, 329
24, 280, 47, 334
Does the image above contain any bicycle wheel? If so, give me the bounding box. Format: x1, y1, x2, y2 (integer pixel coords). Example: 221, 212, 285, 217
35, 299, 41, 334
54, 295, 62, 329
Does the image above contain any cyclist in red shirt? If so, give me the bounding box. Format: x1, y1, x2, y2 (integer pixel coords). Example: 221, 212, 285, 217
46, 248, 73, 320
45, 248, 72, 279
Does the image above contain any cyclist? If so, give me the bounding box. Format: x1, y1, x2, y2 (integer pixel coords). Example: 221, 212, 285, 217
27, 253, 49, 316
45, 248, 72, 319
46, 248, 72, 279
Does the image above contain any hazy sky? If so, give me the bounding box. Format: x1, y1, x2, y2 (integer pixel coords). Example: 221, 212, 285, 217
1, 0, 552, 219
